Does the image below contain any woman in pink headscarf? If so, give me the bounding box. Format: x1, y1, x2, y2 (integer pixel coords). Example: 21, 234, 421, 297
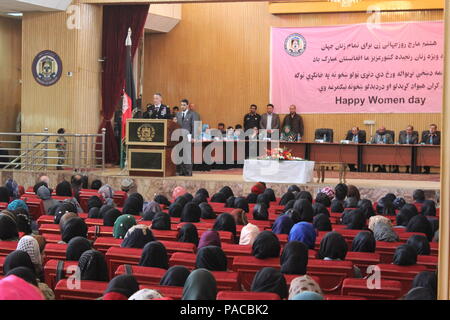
172, 186, 187, 200
0, 275, 44, 300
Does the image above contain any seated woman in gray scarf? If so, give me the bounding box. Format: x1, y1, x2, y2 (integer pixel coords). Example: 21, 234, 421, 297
368, 215, 399, 242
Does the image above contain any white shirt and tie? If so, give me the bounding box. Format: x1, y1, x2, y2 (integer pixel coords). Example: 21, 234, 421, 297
267, 113, 273, 131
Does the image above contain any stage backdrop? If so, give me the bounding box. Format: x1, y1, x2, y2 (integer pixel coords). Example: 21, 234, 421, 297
271, 21, 443, 114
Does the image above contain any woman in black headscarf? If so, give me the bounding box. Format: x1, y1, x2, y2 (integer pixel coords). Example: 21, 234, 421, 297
182, 269, 217, 300
396, 206, 417, 228
252, 203, 269, 221
88, 207, 100, 219
256, 193, 270, 208
213, 213, 236, 237
104, 275, 139, 299
183, 193, 194, 203
180, 202, 201, 223
174, 196, 188, 208
219, 186, 234, 199
160, 266, 191, 287
234, 197, 249, 213
296, 191, 312, 203
251, 267, 288, 300
151, 212, 171, 230
122, 193, 144, 216
225, 196, 236, 208
0, 187, 10, 203
406, 234, 430, 255
344, 197, 358, 209
5, 266, 38, 286
293, 199, 314, 223
195, 188, 209, 199
404, 287, 436, 300
61, 217, 88, 243
411, 271, 437, 298
195, 246, 227, 271
288, 185, 300, 193
421, 200, 436, 217
87, 196, 103, 211
312, 203, 329, 217
355, 199, 374, 219
210, 192, 226, 203
54, 202, 77, 224
315, 192, 331, 207
154, 194, 171, 207
313, 214, 332, 232
279, 192, 294, 206
280, 241, 308, 275
285, 208, 301, 224
103, 208, 122, 227
192, 194, 207, 205
317, 231, 348, 260
252, 231, 280, 259
246, 192, 258, 204
177, 223, 199, 246
168, 203, 183, 218
199, 203, 216, 220
139, 241, 169, 269
393, 244, 417, 266
263, 188, 276, 202
406, 215, 433, 241
331, 200, 344, 213
4, 250, 35, 274
0, 214, 19, 241
376, 197, 395, 215
345, 209, 366, 230
121, 225, 155, 248
66, 236, 92, 261
55, 181, 72, 197
351, 231, 376, 252
78, 249, 108, 281
284, 199, 295, 212
272, 215, 294, 235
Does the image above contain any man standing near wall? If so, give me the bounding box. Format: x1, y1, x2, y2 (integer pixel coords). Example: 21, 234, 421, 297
282, 104, 304, 140
243, 104, 261, 132
175, 99, 195, 176
260, 104, 280, 138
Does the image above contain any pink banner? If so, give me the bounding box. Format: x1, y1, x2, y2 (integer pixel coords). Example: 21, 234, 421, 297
270, 21, 444, 114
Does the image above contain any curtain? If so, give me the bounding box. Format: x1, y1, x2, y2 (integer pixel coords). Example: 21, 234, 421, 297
99, 4, 149, 164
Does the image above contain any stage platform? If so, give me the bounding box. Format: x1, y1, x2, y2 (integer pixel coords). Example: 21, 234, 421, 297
1, 167, 438, 205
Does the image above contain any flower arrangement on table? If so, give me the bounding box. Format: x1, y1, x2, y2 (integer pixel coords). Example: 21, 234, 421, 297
257, 147, 304, 161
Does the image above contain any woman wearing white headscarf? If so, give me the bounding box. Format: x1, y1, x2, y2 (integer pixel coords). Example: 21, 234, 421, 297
17, 235, 43, 276
239, 223, 260, 245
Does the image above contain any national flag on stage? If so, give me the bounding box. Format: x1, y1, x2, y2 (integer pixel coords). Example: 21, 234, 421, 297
120, 27, 136, 168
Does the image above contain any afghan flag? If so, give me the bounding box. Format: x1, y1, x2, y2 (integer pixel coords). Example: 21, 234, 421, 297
121, 28, 136, 142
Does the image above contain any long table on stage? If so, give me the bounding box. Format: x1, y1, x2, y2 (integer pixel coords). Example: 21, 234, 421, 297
190, 140, 440, 173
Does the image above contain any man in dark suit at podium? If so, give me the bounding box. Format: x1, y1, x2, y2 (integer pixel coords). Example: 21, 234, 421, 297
175, 99, 195, 176
143, 93, 172, 119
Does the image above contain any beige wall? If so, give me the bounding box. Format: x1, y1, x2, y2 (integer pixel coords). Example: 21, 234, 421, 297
0, 17, 21, 133
21, 2, 102, 135
143, 2, 442, 142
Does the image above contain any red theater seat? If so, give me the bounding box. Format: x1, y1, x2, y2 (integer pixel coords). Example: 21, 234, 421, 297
55, 279, 107, 300
42, 233, 62, 243
275, 234, 288, 245
345, 252, 380, 274
376, 264, 427, 295
39, 223, 61, 235
139, 284, 183, 300
341, 278, 403, 300
151, 230, 180, 241
306, 259, 354, 294
113, 191, 128, 207
216, 291, 280, 300
43, 243, 68, 263
115, 265, 166, 286
43, 259, 78, 289
231, 256, 280, 290
105, 247, 142, 279
169, 252, 196, 269
22, 198, 45, 220
417, 255, 438, 271
375, 241, 402, 263
0, 241, 18, 257
94, 237, 121, 253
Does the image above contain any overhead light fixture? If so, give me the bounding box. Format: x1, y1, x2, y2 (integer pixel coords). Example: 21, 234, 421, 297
6, 12, 23, 17
328, 0, 361, 7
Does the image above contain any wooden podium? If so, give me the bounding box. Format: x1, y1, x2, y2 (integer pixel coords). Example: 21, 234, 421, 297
126, 119, 180, 177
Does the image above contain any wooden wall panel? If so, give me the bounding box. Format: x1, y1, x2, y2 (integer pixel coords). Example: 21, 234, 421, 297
0, 17, 21, 134
21, 2, 102, 135
143, 2, 442, 142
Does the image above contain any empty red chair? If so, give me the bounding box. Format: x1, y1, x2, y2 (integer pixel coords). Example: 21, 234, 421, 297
231, 256, 280, 290
345, 252, 380, 275
44, 259, 78, 289
43, 243, 68, 263
211, 271, 240, 291
169, 252, 196, 269
115, 265, 166, 286
105, 247, 142, 279
0, 241, 18, 257
376, 264, 427, 295
217, 291, 280, 300
139, 284, 183, 300
306, 259, 354, 294
23, 198, 45, 220
55, 279, 108, 300
342, 278, 403, 300
417, 255, 438, 271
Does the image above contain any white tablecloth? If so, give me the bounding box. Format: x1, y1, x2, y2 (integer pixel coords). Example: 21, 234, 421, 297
243, 159, 315, 184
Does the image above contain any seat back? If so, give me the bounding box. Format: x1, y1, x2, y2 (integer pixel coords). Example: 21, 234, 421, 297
0, 241, 18, 257
231, 256, 280, 290
345, 252, 380, 275
115, 265, 166, 286
417, 255, 438, 271
55, 279, 108, 300
105, 247, 142, 279
43, 243, 68, 263
169, 252, 196, 270
376, 264, 427, 295
43, 259, 78, 289
306, 259, 354, 294
216, 291, 280, 300
342, 278, 402, 300
315, 128, 334, 143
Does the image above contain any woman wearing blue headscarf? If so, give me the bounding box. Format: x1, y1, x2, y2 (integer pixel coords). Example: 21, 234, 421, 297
288, 222, 316, 249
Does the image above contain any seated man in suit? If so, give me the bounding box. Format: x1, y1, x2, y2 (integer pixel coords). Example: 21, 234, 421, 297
397, 125, 419, 173
143, 93, 171, 119
345, 127, 366, 171
421, 123, 441, 174
175, 99, 195, 176
259, 104, 280, 139
370, 126, 394, 172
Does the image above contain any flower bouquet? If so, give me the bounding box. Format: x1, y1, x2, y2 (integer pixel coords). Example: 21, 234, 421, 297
257, 147, 304, 161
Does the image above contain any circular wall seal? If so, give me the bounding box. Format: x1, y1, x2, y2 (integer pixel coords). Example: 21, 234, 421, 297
32, 50, 63, 86
284, 33, 307, 57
